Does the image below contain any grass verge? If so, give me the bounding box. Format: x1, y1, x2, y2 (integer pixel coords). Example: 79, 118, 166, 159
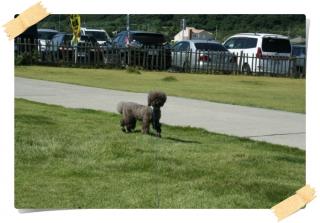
15, 99, 305, 208
15, 66, 305, 113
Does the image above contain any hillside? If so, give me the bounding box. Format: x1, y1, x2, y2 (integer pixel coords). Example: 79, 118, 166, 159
39, 14, 306, 42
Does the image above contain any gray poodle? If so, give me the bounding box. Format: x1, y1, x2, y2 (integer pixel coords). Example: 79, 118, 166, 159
117, 91, 167, 137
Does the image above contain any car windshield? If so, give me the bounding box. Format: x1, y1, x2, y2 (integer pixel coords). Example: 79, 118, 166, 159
38, 31, 57, 40
62, 35, 72, 44
195, 43, 228, 51
292, 46, 306, 56
262, 38, 291, 53
132, 33, 166, 45
80, 35, 97, 44
85, 31, 107, 41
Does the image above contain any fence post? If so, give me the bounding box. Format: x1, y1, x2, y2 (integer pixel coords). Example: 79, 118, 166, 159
238, 51, 243, 74
301, 57, 306, 78
163, 48, 165, 70
142, 46, 146, 68
155, 48, 159, 70
251, 53, 254, 75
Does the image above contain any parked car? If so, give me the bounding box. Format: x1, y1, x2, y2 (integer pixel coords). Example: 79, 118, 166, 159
291, 44, 306, 74
77, 35, 105, 63
171, 40, 237, 73
223, 33, 292, 74
112, 30, 171, 69
112, 30, 167, 48
51, 32, 73, 60
37, 28, 58, 52
80, 27, 111, 46
47, 32, 105, 64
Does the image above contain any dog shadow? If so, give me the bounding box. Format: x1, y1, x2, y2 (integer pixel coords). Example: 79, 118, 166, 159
163, 136, 201, 144
123, 130, 201, 144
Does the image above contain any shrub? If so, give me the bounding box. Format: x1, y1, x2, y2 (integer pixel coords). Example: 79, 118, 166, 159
126, 66, 141, 74
161, 76, 178, 82
15, 51, 39, 66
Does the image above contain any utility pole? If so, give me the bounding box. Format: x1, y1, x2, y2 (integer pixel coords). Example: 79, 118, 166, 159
127, 14, 130, 31
58, 15, 61, 31
126, 14, 130, 65
215, 26, 218, 40
181, 19, 186, 40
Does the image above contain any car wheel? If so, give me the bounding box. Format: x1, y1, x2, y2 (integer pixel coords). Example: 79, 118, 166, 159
242, 64, 252, 74
183, 61, 190, 72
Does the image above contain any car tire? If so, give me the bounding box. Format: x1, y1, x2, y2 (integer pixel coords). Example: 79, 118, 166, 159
242, 64, 252, 74
183, 61, 190, 72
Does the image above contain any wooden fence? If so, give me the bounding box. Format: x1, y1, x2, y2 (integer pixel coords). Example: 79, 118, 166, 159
14, 38, 306, 78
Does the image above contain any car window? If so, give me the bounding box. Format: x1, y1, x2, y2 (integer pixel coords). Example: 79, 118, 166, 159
51, 35, 58, 42
119, 33, 127, 46
226, 38, 240, 49
195, 43, 227, 51
242, 38, 257, 48
52, 35, 62, 45
62, 35, 72, 45
292, 46, 306, 56
132, 33, 165, 45
38, 31, 57, 40
179, 42, 190, 51
262, 38, 291, 53
224, 37, 257, 49
113, 35, 120, 43
85, 31, 107, 41
224, 38, 236, 49
173, 42, 183, 51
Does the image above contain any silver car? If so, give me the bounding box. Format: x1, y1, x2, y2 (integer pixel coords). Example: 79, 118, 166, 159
291, 44, 306, 75
171, 40, 236, 73
38, 28, 58, 52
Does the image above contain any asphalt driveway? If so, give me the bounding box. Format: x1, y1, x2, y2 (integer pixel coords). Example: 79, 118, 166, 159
15, 77, 306, 150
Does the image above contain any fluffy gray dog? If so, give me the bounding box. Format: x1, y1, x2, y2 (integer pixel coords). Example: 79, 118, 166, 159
117, 91, 167, 137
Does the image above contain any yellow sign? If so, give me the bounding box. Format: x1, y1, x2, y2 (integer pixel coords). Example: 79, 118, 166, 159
70, 14, 81, 45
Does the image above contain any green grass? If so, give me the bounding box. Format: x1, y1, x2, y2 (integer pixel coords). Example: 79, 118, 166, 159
15, 66, 305, 113
15, 99, 305, 208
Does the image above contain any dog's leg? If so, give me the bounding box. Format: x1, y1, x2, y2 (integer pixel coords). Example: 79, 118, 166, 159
142, 118, 150, 134
120, 119, 126, 132
127, 118, 136, 133
123, 117, 132, 133
152, 107, 162, 137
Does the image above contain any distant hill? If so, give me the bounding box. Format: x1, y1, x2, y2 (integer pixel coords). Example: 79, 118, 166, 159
39, 14, 306, 42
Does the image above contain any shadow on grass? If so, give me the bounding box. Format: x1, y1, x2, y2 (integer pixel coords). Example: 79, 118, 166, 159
122, 130, 201, 144
164, 136, 201, 144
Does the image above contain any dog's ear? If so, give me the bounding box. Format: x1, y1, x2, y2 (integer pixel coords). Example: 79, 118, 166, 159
148, 91, 157, 106
148, 94, 152, 106
148, 91, 167, 107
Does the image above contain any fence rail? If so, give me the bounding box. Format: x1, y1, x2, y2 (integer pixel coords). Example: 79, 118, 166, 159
14, 38, 306, 78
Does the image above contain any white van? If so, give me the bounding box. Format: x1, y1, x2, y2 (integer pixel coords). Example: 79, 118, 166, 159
37, 28, 58, 52
80, 27, 111, 45
223, 33, 292, 74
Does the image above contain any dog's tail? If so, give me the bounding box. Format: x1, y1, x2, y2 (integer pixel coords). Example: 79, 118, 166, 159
117, 102, 124, 114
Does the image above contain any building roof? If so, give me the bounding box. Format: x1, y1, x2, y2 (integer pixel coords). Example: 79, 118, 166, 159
185, 27, 212, 34
290, 36, 306, 44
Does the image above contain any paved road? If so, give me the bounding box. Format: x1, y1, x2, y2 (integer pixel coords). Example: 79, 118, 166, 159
15, 77, 306, 150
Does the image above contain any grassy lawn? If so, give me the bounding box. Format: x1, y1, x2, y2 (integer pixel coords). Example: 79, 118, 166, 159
15, 99, 305, 208
15, 66, 305, 113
